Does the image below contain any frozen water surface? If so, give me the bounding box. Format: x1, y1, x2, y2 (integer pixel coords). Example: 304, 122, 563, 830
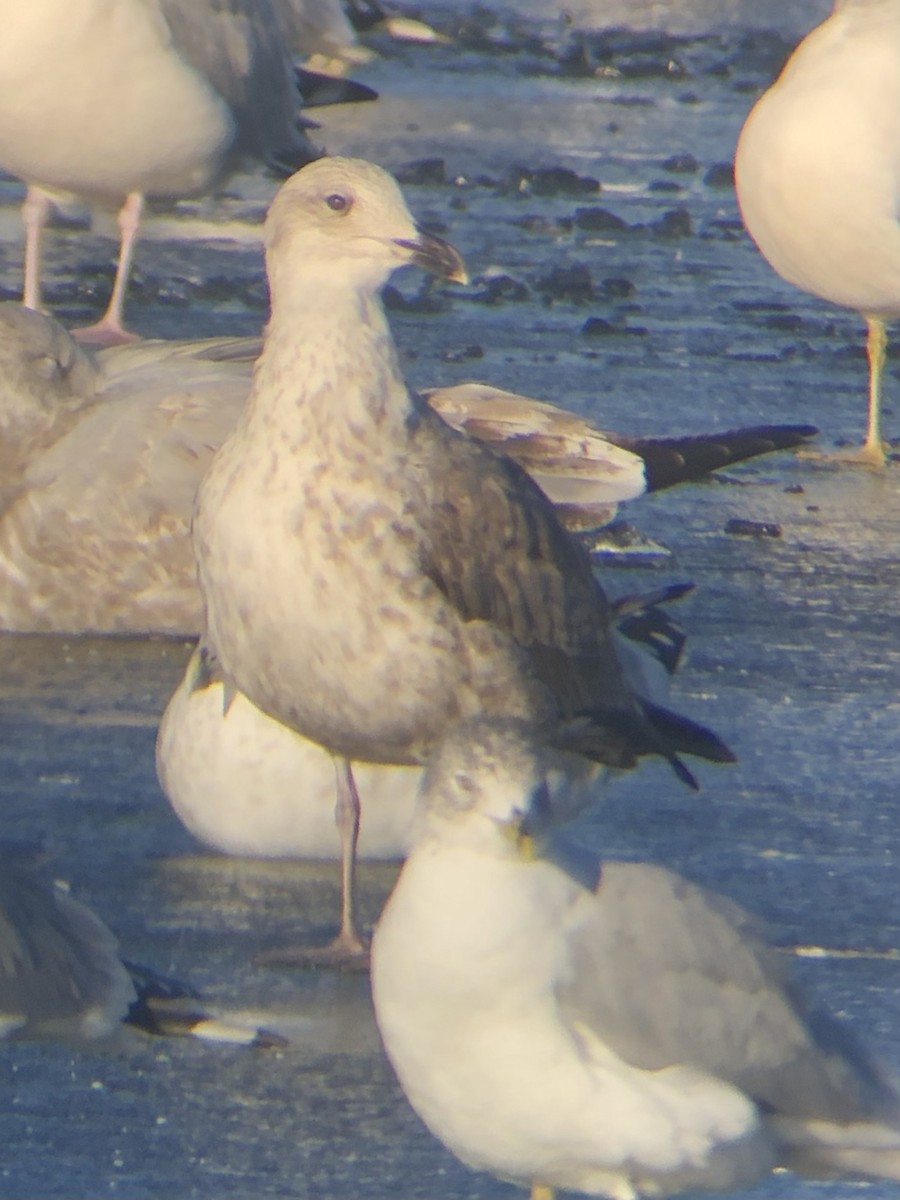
0, 3, 897, 1198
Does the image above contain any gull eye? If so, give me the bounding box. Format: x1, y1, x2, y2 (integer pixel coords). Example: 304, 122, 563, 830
325, 192, 351, 213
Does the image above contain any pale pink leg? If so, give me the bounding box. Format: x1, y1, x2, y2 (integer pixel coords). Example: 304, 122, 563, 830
333, 755, 366, 956
21, 186, 52, 312
254, 755, 369, 969
73, 190, 143, 345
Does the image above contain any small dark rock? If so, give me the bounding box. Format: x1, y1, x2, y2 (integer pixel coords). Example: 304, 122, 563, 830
704, 161, 735, 188
724, 518, 782, 538
784, 484, 805, 495
651, 208, 693, 238
580, 316, 618, 337
649, 180, 683, 194
469, 274, 530, 304
662, 153, 699, 174
395, 158, 447, 186
573, 207, 630, 233
601, 276, 637, 299
535, 263, 595, 303
441, 344, 484, 363
514, 213, 573, 234
507, 165, 600, 197
581, 316, 648, 338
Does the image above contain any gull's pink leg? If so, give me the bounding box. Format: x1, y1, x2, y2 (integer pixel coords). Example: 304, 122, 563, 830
73, 190, 143, 346
21, 186, 52, 312
332, 755, 367, 956
254, 755, 370, 970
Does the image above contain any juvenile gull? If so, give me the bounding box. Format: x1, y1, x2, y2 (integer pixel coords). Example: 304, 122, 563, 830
0, 303, 814, 635
0, 0, 318, 343
372, 721, 900, 1199
192, 156, 736, 963
156, 586, 688, 868
735, 0, 900, 465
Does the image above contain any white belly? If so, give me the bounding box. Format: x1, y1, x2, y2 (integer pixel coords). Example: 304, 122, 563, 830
0, 0, 234, 199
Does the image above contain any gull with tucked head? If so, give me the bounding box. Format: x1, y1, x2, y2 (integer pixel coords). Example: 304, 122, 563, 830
372, 721, 900, 1200
193, 156, 735, 965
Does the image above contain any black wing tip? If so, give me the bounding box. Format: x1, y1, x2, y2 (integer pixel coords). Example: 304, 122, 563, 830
620, 423, 819, 492
640, 698, 737, 767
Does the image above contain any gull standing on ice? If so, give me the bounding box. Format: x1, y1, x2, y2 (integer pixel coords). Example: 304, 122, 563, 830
192, 157, 735, 964
372, 721, 900, 1200
0, 0, 318, 343
735, 0, 900, 465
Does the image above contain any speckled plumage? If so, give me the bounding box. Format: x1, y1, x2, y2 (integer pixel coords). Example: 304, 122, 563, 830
193, 159, 732, 782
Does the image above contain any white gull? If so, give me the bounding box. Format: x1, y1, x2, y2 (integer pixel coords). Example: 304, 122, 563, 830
735, 0, 900, 466
192, 156, 736, 963
0, 0, 318, 344
372, 720, 900, 1199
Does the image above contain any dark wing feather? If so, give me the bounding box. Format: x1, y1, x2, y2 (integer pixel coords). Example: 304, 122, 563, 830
411, 404, 734, 777
413, 408, 625, 696
158, 0, 318, 171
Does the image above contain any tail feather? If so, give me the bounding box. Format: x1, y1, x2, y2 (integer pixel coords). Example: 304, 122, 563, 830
557, 698, 735, 790
640, 698, 737, 767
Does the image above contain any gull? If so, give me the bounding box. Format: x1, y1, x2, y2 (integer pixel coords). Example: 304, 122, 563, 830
734, 0, 900, 466
156, 585, 689, 868
0, 0, 318, 344
372, 721, 900, 1200
192, 156, 738, 964
0, 844, 136, 1039
0, 843, 284, 1045
0, 302, 815, 635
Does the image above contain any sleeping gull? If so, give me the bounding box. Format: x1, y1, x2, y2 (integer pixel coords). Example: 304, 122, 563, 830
372, 721, 900, 1199
0, 303, 814, 635
0, 843, 285, 1045
735, 0, 900, 465
192, 156, 737, 964
156, 586, 688, 868
0, 0, 318, 343
0, 844, 136, 1039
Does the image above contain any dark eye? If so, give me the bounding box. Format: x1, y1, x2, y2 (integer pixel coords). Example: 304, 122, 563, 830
326, 192, 350, 213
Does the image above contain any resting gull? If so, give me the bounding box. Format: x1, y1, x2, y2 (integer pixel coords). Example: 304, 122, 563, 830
192, 156, 738, 963
372, 721, 900, 1199
156, 585, 688, 868
0, 0, 318, 343
0, 303, 814, 635
0, 843, 284, 1045
0, 844, 136, 1040
735, 0, 900, 465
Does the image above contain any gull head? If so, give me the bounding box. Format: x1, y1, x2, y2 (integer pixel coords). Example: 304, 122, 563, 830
264, 156, 468, 300
413, 720, 587, 862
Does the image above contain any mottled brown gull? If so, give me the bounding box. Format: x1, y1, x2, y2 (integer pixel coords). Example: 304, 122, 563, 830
735, 0, 900, 465
192, 156, 736, 964
0, 0, 318, 344
372, 721, 900, 1200
0, 303, 815, 635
